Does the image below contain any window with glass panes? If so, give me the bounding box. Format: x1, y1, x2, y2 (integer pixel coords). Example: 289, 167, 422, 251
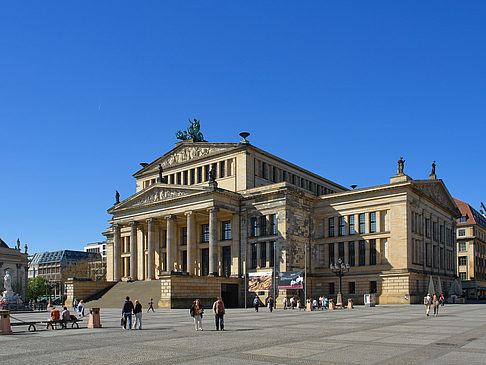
370, 239, 376, 265
459, 256, 467, 266
359, 240, 366, 266
222, 221, 231, 240
251, 243, 257, 268
338, 217, 345, 236
459, 242, 466, 252
348, 215, 355, 235
458, 229, 465, 236
197, 166, 202, 183
329, 243, 335, 265
260, 242, 266, 267
269, 214, 277, 235
219, 161, 225, 178
259, 216, 267, 236
338, 242, 344, 261
328, 217, 335, 237
201, 224, 209, 243
348, 282, 355, 294
181, 227, 187, 245
370, 281, 377, 293
348, 242, 355, 266
459, 272, 467, 280
359, 214, 365, 234
370, 212, 376, 233
269, 241, 275, 267
251, 218, 258, 237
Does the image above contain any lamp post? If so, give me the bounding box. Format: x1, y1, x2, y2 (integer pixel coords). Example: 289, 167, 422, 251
330, 258, 350, 307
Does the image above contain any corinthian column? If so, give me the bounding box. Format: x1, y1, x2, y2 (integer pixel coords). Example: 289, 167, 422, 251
166, 215, 176, 272
113, 224, 121, 281
185, 211, 195, 275
147, 218, 155, 280
130, 221, 138, 280
208, 207, 218, 276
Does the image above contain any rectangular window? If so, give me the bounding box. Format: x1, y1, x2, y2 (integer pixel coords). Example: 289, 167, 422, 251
425, 219, 430, 237
222, 221, 231, 240
440, 225, 444, 243
348, 215, 355, 235
338, 242, 344, 261
260, 242, 267, 267
219, 161, 225, 178
181, 227, 187, 245
459, 229, 466, 236
260, 216, 267, 236
338, 216, 345, 236
272, 166, 277, 182
370, 239, 376, 265
262, 162, 267, 179
459, 216, 467, 223
329, 282, 335, 295
204, 165, 210, 182
359, 214, 365, 234
370, 281, 377, 294
170, 174, 175, 184
201, 248, 209, 276
227, 159, 233, 176
269, 214, 277, 235
177, 172, 181, 185
251, 243, 257, 269
329, 243, 335, 266
359, 240, 366, 266
328, 217, 335, 237
459, 272, 467, 280
183, 170, 188, 185
370, 212, 376, 233
433, 222, 438, 241
348, 282, 355, 294
189, 169, 195, 185
348, 242, 355, 266
459, 242, 466, 252
197, 166, 202, 183
201, 224, 209, 243
251, 218, 258, 237
426, 243, 432, 267
269, 241, 275, 267
459, 256, 467, 266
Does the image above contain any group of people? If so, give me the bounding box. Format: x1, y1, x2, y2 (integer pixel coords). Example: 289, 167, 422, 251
49, 306, 74, 328
281, 296, 330, 310
253, 295, 274, 312
424, 293, 445, 317
72, 298, 85, 317
189, 297, 226, 331
121, 296, 144, 329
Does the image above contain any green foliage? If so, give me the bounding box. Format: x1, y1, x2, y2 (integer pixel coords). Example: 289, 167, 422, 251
28, 277, 48, 300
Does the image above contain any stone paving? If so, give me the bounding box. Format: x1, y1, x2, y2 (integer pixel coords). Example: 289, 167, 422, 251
2, 304, 486, 364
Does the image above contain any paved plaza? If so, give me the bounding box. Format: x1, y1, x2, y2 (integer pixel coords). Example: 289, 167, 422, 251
2, 304, 486, 364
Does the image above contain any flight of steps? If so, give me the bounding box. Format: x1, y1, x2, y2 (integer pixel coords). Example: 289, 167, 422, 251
87, 280, 161, 309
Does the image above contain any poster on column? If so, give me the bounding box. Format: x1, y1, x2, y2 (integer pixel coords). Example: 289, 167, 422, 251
278, 271, 304, 289
248, 271, 273, 292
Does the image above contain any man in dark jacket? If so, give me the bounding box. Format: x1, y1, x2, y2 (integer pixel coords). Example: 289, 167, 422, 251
122, 296, 134, 330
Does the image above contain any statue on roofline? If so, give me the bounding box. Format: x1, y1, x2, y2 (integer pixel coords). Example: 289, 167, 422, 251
176, 118, 205, 142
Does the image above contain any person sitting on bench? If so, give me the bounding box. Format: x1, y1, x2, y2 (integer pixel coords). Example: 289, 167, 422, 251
50, 306, 60, 321
61, 307, 70, 328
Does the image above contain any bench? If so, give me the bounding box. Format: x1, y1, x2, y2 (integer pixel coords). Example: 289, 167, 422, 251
10, 321, 40, 332
45, 318, 83, 330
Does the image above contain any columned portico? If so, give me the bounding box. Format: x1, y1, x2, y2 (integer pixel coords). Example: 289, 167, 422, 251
208, 207, 218, 276
185, 211, 195, 275
166, 215, 176, 272
130, 221, 138, 279
113, 224, 121, 281
147, 218, 155, 280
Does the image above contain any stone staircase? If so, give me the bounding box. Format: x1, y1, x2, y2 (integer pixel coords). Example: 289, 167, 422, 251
86, 280, 161, 309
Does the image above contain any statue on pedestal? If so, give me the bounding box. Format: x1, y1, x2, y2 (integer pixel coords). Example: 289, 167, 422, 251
397, 157, 405, 174
115, 190, 120, 204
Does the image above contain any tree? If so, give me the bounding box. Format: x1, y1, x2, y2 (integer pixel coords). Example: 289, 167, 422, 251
28, 277, 48, 301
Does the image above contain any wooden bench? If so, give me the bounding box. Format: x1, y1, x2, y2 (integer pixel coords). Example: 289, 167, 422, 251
45, 318, 83, 330
10, 321, 40, 332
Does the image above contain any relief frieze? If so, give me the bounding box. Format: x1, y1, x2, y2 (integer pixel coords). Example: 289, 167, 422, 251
131, 188, 193, 207
159, 146, 228, 168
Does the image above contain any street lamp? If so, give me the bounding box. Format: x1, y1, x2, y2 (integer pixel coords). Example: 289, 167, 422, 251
330, 258, 350, 307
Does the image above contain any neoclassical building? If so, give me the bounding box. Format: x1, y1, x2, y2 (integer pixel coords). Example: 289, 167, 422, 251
103, 135, 460, 306
0, 238, 28, 301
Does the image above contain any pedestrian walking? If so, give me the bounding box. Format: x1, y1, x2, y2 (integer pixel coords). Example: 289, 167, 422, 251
267, 296, 274, 312
72, 298, 78, 312
290, 296, 296, 309
122, 296, 134, 330
424, 293, 432, 316
283, 296, 287, 310
190, 299, 204, 331
147, 298, 155, 312
212, 297, 225, 331
253, 296, 260, 312
134, 300, 143, 329
440, 293, 445, 307
433, 294, 440, 317
77, 300, 85, 317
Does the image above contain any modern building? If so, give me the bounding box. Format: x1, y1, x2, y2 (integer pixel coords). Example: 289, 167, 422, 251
0, 238, 29, 300
103, 133, 460, 307
29, 250, 101, 298
84, 241, 107, 261
83, 241, 107, 281
454, 198, 486, 299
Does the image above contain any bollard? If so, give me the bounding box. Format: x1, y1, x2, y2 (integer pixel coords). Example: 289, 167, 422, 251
88, 308, 102, 328
306, 299, 312, 311
347, 298, 354, 309
329, 299, 335, 310
0, 310, 13, 335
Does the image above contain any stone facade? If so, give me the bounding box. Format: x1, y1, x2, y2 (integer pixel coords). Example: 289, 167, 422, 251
0, 238, 29, 301
104, 139, 460, 306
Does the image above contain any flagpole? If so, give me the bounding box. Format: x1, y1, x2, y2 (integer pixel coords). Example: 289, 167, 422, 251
304, 242, 307, 302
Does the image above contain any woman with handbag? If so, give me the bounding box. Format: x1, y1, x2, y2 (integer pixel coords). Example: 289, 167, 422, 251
190, 299, 204, 331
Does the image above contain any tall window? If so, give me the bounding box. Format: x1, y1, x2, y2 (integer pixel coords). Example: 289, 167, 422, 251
328, 217, 335, 237
260, 242, 267, 267
262, 162, 267, 179
269, 241, 275, 267
329, 282, 335, 295
251, 243, 257, 269
201, 224, 209, 243
181, 227, 187, 245
183, 170, 188, 185
359, 240, 366, 266
359, 214, 366, 234
433, 222, 438, 241
370, 281, 377, 294
197, 166, 202, 183
348, 282, 355, 294
219, 161, 225, 178
459, 272, 467, 280
260, 216, 267, 236
370, 239, 376, 265
459, 242, 466, 252
338, 217, 345, 236
440, 225, 444, 243
222, 221, 231, 240
370, 212, 376, 233
190, 169, 195, 185
348, 215, 355, 235
348, 242, 355, 266
458, 256, 467, 266
272, 166, 277, 182
338, 242, 344, 261
425, 219, 430, 237
329, 243, 335, 265
269, 214, 277, 235
204, 165, 210, 182
251, 218, 258, 237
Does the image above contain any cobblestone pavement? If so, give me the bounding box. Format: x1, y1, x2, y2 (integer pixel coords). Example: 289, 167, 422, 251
2, 304, 486, 364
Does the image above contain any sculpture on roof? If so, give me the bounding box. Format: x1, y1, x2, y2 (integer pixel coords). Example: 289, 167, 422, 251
176, 118, 204, 142
397, 157, 405, 174
431, 161, 436, 175
17, 238, 20, 250
115, 190, 120, 204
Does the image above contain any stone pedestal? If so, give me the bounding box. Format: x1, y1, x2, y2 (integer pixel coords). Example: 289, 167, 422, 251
336, 293, 343, 307
88, 308, 102, 328
0, 310, 12, 335
306, 299, 312, 311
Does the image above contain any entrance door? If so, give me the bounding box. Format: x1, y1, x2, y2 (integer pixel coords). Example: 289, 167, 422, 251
221, 283, 239, 308
202, 248, 209, 276
222, 246, 231, 278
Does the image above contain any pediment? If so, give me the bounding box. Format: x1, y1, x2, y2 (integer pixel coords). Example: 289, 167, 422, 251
134, 142, 240, 177
412, 180, 461, 217
109, 185, 206, 213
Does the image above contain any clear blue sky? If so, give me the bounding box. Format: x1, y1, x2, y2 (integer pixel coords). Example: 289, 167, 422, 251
1, 1, 485, 253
